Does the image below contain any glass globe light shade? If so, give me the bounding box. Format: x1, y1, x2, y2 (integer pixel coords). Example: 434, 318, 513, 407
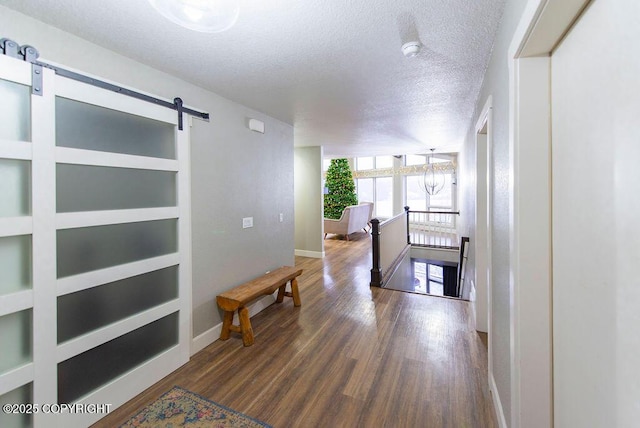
421, 167, 446, 196
148, 0, 240, 33
418, 148, 446, 195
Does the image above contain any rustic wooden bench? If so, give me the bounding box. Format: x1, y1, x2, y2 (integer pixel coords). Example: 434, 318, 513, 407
216, 266, 303, 346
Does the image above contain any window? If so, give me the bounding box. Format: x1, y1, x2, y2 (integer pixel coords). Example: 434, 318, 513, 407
429, 156, 450, 164
375, 156, 393, 169
405, 175, 427, 211
406, 153, 453, 166
405, 154, 427, 166
356, 178, 373, 204
428, 173, 453, 208
356, 177, 392, 219
356, 156, 393, 170
354, 156, 395, 219
350, 153, 456, 218
405, 173, 454, 210
375, 177, 393, 218
404, 154, 456, 211
355, 157, 374, 170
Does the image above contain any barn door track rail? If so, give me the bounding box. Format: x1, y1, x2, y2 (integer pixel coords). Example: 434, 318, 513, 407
1, 37, 209, 130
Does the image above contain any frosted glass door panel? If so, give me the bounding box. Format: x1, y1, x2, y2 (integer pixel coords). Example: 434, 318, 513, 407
0, 235, 32, 295
57, 266, 178, 342
57, 312, 178, 403
0, 80, 30, 142
0, 159, 31, 217
0, 383, 32, 428
55, 97, 175, 159
0, 310, 32, 374
57, 219, 177, 278
57, 164, 176, 212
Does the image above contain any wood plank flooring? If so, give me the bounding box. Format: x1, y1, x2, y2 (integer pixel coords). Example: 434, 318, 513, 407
93, 231, 497, 428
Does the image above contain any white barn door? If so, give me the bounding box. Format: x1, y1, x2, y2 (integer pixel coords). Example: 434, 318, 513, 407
0, 54, 192, 427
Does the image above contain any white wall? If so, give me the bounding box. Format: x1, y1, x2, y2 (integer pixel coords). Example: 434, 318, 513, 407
552, 0, 640, 425
458, 0, 529, 423
460, 1, 640, 426
0, 6, 295, 340
474, 130, 489, 332
294, 146, 324, 258
457, 130, 476, 297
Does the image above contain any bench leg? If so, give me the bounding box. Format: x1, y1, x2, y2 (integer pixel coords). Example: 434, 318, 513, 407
220, 310, 233, 341
291, 278, 301, 307
238, 306, 254, 346
276, 284, 286, 303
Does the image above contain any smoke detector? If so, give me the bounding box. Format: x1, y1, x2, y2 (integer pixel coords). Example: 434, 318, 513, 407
402, 41, 422, 58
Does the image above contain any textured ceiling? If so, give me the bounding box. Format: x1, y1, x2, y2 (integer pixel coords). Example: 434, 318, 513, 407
0, 0, 506, 157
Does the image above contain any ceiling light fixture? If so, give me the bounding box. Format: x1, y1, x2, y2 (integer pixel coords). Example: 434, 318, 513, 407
402, 41, 422, 58
419, 149, 446, 196
148, 0, 240, 33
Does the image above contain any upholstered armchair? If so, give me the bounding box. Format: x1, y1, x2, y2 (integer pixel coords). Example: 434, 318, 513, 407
324, 202, 372, 241
360, 201, 374, 231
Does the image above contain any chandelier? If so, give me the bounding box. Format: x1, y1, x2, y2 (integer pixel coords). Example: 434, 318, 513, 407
419, 149, 446, 196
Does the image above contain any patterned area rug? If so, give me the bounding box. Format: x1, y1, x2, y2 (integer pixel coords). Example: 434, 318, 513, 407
120, 386, 272, 428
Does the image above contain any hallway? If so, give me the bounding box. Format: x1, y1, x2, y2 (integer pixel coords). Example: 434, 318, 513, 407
95, 233, 496, 427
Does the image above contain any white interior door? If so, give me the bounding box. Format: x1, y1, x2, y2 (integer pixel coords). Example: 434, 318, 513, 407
551, 0, 640, 425
0, 54, 192, 427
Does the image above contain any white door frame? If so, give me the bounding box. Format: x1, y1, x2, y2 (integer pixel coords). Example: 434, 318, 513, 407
474, 97, 492, 336
508, 0, 591, 427
475, 96, 496, 420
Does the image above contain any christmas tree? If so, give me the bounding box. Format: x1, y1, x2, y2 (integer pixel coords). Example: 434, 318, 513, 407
324, 158, 358, 219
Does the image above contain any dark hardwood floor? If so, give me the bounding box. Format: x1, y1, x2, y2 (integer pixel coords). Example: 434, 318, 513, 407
93, 231, 497, 428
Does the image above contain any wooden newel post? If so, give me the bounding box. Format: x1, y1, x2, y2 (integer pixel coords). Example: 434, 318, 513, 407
370, 218, 382, 287
405, 206, 411, 245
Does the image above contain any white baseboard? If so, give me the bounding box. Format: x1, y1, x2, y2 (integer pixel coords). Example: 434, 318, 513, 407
490, 373, 508, 428
191, 322, 222, 355
190, 294, 277, 355
295, 249, 325, 258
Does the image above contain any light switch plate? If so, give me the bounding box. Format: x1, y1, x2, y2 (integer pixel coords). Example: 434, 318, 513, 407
242, 217, 253, 228
279, 213, 284, 222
